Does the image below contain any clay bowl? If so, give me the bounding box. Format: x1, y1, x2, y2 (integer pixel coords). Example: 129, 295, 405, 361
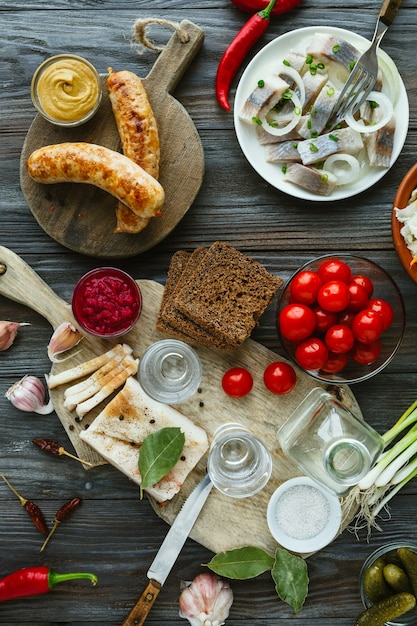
392, 163, 417, 284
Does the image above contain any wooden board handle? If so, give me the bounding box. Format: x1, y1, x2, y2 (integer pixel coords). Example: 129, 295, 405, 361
122, 579, 162, 626
144, 20, 204, 96
0, 245, 72, 329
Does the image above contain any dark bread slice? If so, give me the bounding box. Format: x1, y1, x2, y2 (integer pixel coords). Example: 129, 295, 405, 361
173, 241, 283, 345
157, 248, 236, 350
156, 250, 192, 340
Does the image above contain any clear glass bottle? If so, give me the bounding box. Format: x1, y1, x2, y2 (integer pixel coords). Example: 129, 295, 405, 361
277, 388, 384, 496
138, 339, 202, 404
207, 423, 272, 498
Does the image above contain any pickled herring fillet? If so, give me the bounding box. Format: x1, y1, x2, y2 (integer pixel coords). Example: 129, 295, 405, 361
297, 127, 364, 166
361, 102, 396, 168
239, 75, 291, 123
284, 163, 337, 196
265, 140, 301, 163
306, 32, 360, 75
256, 122, 301, 145
305, 80, 341, 135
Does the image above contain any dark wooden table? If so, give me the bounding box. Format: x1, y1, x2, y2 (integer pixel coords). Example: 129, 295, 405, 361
1, 1, 416, 624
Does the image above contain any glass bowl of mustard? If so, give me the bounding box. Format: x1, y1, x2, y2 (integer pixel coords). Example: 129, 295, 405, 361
31, 54, 102, 127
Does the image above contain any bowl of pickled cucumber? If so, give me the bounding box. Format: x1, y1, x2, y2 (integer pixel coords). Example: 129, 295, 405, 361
358, 543, 417, 626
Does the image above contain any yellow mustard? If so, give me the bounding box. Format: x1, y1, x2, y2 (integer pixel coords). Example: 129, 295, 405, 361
35, 56, 100, 123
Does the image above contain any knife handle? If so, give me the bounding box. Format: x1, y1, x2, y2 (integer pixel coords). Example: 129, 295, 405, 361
122, 579, 162, 626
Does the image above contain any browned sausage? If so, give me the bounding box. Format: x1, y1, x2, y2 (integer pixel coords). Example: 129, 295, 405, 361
27, 142, 165, 218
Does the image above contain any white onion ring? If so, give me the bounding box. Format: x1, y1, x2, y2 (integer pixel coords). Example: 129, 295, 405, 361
345, 90, 394, 133
261, 90, 303, 136
323, 154, 361, 185
275, 63, 306, 109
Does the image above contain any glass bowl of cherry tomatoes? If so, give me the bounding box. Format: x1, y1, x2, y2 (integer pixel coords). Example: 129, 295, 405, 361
276, 254, 405, 384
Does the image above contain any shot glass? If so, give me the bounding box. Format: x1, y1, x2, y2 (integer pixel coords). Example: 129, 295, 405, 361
207, 423, 272, 498
138, 339, 202, 404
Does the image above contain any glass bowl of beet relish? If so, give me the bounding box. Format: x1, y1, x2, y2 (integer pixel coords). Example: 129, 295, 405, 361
72, 267, 142, 337
276, 254, 405, 384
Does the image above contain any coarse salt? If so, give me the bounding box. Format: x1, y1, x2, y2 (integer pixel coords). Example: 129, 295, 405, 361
275, 484, 330, 540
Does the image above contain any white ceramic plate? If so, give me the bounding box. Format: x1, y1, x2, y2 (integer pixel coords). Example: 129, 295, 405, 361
234, 26, 409, 202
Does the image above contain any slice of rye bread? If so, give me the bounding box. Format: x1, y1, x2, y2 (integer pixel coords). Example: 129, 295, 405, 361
157, 248, 236, 350
156, 250, 192, 341
173, 241, 284, 345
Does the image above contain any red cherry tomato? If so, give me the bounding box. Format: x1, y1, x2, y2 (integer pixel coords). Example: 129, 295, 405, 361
295, 337, 328, 370
278, 303, 316, 341
263, 362, 296, 395
346, 283, 369, 312
222, 367, 253, 398
312, 305, 338, 334
368, 298, 394, 330
317, 259, 352, 284
352, 309, 385, 344
322, 351, 349, 373
325, 324, 355, 354
289, 270, 322, 305
351, 274, 374, 297
351, 340, 382, 365
317, 280, 350, 312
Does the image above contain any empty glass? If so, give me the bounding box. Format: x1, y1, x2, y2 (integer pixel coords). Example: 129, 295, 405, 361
138, 339, 202, 404
277, 388, 384, 496
207, 423, 272, 498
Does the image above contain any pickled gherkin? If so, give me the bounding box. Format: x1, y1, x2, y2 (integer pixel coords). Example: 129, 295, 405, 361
356, 592, 416, 626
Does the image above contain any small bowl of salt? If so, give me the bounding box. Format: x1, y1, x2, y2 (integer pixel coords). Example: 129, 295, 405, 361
267, 476, 342, 554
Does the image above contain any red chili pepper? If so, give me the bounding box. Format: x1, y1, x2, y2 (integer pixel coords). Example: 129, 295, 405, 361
1, 474, 49, 535
230, 0, 302, 15
0, 566, 98, 602
40, 497, 82, 553
216, 0, 280, 111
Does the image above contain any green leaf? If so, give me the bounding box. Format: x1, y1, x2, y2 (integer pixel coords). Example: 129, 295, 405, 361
271, 547, 309, 614
205, 546, 275, 580
138, 427, 185, 498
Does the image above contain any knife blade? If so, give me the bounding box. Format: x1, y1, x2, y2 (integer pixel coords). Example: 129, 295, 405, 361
122, 473, 213, 626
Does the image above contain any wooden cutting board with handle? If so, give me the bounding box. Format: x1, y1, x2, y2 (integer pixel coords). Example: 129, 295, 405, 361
0, 245, 361, 554
19, 20, 205, 259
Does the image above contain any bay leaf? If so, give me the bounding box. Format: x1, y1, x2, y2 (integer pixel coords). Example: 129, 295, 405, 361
205, 546, 275, 579
138, 427, 185, 498
271, 547, 309, 614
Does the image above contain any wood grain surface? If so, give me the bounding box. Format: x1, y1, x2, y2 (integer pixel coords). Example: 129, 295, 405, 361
2, 1, 417, 624
0, 244, 361, 555
20, 20, 205, 259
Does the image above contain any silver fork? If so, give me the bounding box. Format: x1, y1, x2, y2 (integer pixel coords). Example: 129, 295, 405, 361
330, 0, 403, 127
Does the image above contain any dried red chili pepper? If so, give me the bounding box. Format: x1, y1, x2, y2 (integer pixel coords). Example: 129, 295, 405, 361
40, 497, 81, 553
32, 437, 96, 467
230, 0, 302, 15
216, 0, 280, 111
0, 566, 97, 602
1, 474, 48, 535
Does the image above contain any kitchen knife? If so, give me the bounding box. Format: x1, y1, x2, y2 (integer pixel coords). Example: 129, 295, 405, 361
122, 473, 213, 626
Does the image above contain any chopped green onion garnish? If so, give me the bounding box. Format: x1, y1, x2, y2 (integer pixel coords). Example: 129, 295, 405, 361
311, 131, 318, 138
332, 43, 341, 53
326, 86, 335, 96
309, 142, 319, 153
329, 133, 339, 142
321, 173, 329, 183
282, 89, 293, 100
282, 165, 287, 174
283, 59, 291, 67
252, 116, 262, 125
257, 79, 265, 88
305, 54, 313, 64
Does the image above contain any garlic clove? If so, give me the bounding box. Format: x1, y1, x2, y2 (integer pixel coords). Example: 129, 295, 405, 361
47, 321, 83, 362
179, 573, 233, 626
5, 375, 54, 415
0, 321, 30, 351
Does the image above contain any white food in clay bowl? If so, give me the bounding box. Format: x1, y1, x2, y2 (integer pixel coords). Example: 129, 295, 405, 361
233, 26, 409, 202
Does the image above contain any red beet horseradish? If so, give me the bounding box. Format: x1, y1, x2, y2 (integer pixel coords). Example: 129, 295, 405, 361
72, 267, 142, 337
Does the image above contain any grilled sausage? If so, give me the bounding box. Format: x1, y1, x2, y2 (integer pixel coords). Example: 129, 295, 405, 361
27, 142, 165, 218
107, 68, 160, 234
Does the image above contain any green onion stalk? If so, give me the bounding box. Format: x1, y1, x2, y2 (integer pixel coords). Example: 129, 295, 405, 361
342, 399, 417, 537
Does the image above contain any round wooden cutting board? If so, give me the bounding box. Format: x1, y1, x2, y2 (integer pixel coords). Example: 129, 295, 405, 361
20, 20, 205, 259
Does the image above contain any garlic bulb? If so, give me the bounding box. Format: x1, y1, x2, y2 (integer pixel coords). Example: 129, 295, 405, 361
5, 375, 54, 414
47, 321, 83, 362
0, 321, 30, 351
179, 573, 233, 626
